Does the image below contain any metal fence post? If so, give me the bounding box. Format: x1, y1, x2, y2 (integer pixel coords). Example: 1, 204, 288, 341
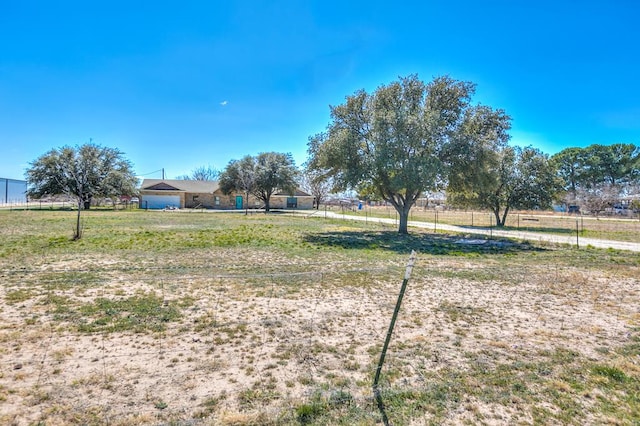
373, 250, 417, 425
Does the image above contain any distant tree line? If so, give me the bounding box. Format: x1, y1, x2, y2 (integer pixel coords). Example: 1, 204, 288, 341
551, 144, 640, 215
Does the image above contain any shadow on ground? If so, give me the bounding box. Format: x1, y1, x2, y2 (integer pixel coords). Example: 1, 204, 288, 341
304, 230, 546, 255
457, 225, 575, 235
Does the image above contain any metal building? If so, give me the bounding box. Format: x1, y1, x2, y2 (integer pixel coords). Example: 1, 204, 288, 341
0, 178, 27, 204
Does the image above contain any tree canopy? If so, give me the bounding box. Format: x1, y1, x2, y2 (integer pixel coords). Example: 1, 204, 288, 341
448, 143, 558, 226
219, 152, 298, 212
444, 105, 559, 226
552, 143, 639, 192
308, 74, 476, 234
26, 143, 137, 239
551, 143, 639, 214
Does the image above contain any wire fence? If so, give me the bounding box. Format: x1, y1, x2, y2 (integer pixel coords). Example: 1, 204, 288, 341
4, 200, 640, 241
1, 251, 637, 424
0, 200, 142, 211
322, 204, 640, 244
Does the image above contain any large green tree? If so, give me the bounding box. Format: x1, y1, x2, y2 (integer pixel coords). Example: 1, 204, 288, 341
551, 143, 639, 212
550, 147, 586, 197
585, 143, 639, 186
308, 74, 475, 234
553, 143, 639, 190
26, 143, 138, 239
444, 105, 512, 218
219, 152, 298, 213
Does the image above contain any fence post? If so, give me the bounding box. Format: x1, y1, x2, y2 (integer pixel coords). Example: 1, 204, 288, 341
373, 250, 417, 425
434, 209, 437, 232
489, 214, 493, 239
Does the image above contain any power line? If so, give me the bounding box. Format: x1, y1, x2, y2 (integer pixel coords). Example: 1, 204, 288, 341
135, 169, 164, 178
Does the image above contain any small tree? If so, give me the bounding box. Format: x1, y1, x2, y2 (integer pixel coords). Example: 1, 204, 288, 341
219, 156, 256, 215
253, 152, 298, 212
447, 140, 558, 227
300, 160, 334, 209
26, 143, 138, 239
219, 152, 298, 213
576, 183, 621, 216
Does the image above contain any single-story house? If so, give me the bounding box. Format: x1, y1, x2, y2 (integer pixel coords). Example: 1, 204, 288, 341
139, 179, 313, 210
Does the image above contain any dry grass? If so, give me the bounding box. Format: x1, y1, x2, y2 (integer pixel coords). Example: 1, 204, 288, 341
0, 209, 639, 425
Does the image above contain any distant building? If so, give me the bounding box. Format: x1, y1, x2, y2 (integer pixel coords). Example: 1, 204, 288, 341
139, 179, 313, 210
0, 178, 27, 204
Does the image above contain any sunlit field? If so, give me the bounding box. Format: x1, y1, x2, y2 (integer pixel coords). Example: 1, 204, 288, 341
1, 209, 638, 425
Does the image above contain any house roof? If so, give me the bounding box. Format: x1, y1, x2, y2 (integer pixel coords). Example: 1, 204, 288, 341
140, 179, 219, 193
275, 189, 312, 197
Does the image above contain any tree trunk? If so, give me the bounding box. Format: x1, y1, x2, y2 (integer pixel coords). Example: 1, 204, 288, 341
397, 206, 410, 234
493, 206, 509, 227
500, 206, 510, 227
264, 198, 270, 213
74, 198, 83, 240
493, 209, 503, 227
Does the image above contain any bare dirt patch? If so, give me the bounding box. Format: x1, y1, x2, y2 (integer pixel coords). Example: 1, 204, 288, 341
1, 252, 638, 425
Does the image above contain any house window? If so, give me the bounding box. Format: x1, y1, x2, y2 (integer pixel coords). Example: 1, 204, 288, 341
287, 197, 298, 208
215, 196, 220, 206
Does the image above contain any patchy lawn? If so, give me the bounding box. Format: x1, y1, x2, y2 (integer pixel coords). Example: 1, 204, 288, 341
0, 210, 638, 425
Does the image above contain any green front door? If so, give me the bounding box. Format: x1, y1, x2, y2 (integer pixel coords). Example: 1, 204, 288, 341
235, 196, 243, 209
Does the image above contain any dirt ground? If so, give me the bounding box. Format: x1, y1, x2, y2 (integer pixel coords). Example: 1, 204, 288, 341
0, 247, 639, 425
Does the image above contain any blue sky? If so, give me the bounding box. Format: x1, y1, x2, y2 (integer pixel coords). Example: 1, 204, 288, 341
1, 0, 638, 180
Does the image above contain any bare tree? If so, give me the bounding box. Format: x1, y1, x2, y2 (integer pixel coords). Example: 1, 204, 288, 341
299, 163, 334, 209
175, 165, 219, 181
576, 183, 621, 216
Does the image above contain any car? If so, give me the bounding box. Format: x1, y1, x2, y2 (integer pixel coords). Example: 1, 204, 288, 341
567, 205, 580, 214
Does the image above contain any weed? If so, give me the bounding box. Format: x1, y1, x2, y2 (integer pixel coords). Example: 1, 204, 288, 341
591, 365, 628, 383
77, 293, 183, 333
5, 288, 36, 304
